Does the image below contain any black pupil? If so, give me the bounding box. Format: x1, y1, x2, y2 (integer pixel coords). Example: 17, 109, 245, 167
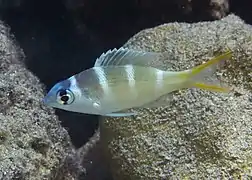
61, 95, 69, 103
58, 90, 70, 104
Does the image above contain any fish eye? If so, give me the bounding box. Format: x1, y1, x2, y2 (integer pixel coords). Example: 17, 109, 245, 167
56, 89, 75, 105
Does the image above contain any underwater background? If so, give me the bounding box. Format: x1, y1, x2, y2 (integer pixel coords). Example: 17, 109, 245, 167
0, 0, 252, 179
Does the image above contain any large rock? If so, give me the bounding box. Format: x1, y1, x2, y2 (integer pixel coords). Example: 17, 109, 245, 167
0, 21, 84, 179
100, 14, 252, 179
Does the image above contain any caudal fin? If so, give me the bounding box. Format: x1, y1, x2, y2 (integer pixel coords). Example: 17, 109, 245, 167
185, 50, 233, 93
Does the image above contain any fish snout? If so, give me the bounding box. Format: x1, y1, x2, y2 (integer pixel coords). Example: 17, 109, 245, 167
42, 93, 54, 106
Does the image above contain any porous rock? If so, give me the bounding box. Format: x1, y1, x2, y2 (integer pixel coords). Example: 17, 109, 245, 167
78, 130, 113, 180
0, 21, 84, 179
100, 14, 252, 179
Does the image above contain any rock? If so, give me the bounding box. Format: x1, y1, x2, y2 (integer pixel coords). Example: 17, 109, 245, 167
100, 14, 252, 179
208, 0, 229, 19
0, 20, 84, 179
77, 130, 113, 180
0, 0, 102, 149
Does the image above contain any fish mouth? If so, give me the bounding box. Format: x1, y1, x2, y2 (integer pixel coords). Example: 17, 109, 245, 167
42, 94, 53, 105
42, 97, 57, 109
42, 97, 49, 105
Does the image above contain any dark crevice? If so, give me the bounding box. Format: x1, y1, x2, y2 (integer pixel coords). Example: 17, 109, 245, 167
229, 0, 252, 24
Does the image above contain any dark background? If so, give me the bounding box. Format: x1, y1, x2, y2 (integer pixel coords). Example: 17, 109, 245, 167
0, 0, 251, 148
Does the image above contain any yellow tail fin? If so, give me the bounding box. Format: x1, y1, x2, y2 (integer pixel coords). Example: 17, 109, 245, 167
185, 50, 233, 93
193, 83, 230, 93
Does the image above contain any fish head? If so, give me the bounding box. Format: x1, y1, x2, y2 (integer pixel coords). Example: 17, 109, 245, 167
43, 76, 97, 114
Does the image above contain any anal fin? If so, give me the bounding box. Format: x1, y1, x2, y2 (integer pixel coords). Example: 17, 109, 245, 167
104, 112, 137, 117
140, 93, 174, 108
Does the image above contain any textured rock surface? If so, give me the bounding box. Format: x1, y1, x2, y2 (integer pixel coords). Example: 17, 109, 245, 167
78, 130, 113, 180
0, 21, 84, 179
100, 14, 252, 179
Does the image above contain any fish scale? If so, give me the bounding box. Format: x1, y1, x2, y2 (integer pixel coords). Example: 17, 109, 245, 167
82, 65, 188, 113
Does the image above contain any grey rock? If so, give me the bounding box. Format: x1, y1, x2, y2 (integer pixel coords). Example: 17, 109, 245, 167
77, 130, 113, 180
0, 21, 84, 179
100, 14, 252, 179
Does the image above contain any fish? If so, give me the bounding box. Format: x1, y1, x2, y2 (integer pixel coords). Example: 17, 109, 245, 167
43, 47, 233, 117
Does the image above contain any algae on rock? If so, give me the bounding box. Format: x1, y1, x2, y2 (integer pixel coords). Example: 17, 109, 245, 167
100, 14, 252, 180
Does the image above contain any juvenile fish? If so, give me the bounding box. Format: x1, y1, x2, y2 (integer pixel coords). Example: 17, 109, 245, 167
43, 47, 232, 117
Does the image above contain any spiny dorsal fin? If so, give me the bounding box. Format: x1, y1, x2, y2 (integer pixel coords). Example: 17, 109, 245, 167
94, 47, 161, 67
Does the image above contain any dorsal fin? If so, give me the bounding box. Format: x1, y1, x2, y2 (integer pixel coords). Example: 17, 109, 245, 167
94, 47, 162, 67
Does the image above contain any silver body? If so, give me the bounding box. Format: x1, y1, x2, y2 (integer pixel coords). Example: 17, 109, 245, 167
43, 47, 231, 116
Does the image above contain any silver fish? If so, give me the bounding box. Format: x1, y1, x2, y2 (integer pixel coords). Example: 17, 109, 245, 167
43, 47, 232, 117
